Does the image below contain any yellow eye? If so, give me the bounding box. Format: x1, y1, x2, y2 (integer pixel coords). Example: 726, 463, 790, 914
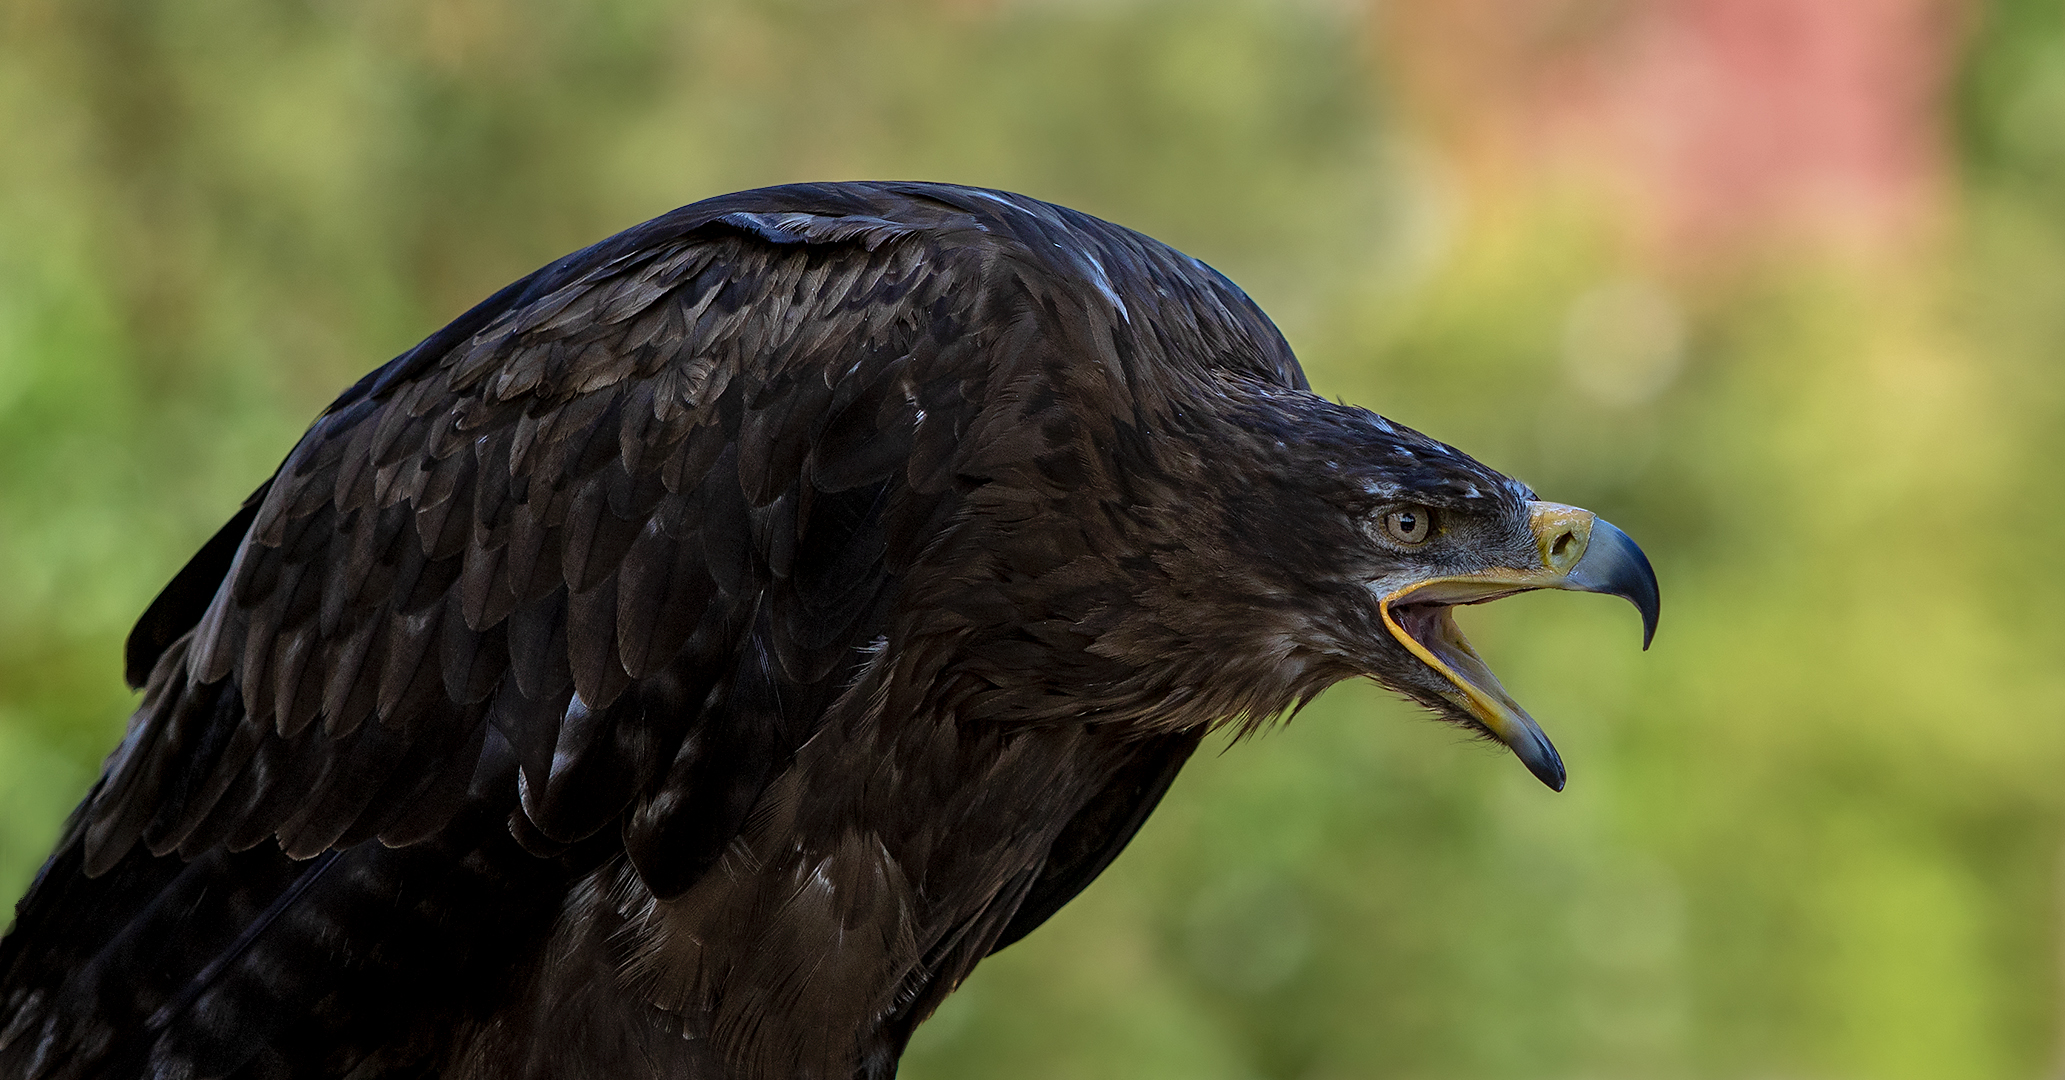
1381, 505, 1434, 545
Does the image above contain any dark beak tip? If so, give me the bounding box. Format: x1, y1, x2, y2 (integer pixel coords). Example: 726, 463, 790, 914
1633, 549, 1660, 652
1510, 726, 1567, 792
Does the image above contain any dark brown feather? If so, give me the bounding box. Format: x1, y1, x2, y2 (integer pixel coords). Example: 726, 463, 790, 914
4, 182, 1362, 1080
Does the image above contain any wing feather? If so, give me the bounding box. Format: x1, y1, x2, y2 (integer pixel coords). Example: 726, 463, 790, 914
8, 183, 1326, 1080
76, 179, 1300, 906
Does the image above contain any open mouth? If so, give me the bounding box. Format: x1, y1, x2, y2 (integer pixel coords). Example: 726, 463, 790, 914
1388, 599, 1522, 715
1381, 587, 1567, 790
1376, 504, 1661, 792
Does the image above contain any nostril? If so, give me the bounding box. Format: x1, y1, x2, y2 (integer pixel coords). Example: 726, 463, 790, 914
1550, 530, 1575, 561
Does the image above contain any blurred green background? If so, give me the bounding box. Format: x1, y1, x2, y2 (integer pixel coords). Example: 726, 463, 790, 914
2, 0, 2062, 1076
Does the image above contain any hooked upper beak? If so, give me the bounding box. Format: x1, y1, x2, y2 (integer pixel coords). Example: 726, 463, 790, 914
1377, 502, 1660, 791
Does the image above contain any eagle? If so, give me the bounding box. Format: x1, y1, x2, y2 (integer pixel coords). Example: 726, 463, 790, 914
0, 182, 1657, 1080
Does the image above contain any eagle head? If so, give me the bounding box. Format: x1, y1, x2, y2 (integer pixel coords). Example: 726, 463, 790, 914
1197, 388, 1660, 791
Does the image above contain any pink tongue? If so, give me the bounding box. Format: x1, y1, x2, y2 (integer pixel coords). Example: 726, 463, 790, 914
1401, 604, 1449, 648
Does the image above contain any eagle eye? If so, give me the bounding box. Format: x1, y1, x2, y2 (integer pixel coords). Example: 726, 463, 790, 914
1379, 505, 1435, 546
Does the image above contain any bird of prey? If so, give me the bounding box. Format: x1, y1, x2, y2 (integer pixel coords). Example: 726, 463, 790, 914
0, 182, 1657, 1080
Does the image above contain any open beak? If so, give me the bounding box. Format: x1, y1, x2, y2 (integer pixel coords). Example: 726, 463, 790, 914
1377, 502, 1660, 791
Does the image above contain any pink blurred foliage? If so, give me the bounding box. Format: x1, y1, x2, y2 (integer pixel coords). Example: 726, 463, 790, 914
1376, 0, 1970, 265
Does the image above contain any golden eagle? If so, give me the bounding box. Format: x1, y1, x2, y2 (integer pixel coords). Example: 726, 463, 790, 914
0, 183, 1657, 1079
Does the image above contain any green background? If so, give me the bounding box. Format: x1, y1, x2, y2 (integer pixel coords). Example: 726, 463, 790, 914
3, 2, 2062, 1077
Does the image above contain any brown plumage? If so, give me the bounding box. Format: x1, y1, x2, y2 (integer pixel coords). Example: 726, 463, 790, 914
0, 182, 1656, 1080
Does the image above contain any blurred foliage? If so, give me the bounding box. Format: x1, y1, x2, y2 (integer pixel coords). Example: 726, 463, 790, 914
1, 1, 2062, 1077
